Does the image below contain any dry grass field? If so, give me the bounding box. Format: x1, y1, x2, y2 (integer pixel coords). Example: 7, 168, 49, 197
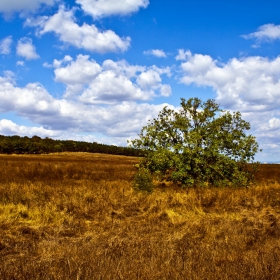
0, 153, 280, 279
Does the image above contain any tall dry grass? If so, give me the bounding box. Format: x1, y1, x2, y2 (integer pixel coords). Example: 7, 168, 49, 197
0, 153, 280, 279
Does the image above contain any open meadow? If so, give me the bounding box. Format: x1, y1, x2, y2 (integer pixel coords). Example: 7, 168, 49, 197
0, 153, 280, 279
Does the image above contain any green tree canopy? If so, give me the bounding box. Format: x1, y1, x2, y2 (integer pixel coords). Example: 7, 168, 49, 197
130, 97, 260, 187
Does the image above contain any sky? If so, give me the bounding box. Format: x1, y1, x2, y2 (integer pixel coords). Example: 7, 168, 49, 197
0, 0, 280, 161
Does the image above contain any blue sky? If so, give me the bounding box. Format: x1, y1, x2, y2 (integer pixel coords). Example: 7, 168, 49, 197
0, 0, 280, 161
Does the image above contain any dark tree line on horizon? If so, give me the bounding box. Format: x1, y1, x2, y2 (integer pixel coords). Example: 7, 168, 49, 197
0, 135, 142, 157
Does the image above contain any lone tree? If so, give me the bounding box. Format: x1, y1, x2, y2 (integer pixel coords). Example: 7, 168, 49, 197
130, 97, 260, 188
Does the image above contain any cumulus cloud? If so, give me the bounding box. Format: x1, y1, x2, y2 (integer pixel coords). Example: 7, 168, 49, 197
250, 111, 280, 160
76, 0, 149, 18
144, 49, 167, 58
0, 71, 171, 138
176, 49, 280, 159
54, 54, 102, 96
136, 69, 162, 89
160, 84, 172, 97
16, 37, 39, 60
16, 61, 25, 66
177, 49, 280, 112
176, 49, 191, 61
79, 71, 147, 104
242, 24, 280, 42
0, 0, 56, 17
26, 6, 131, 53
0, 119, 60, 138
0, 74, 57, 116
267, 117, 280, 130
0, 36, 12, 54
51, 54, 171, 102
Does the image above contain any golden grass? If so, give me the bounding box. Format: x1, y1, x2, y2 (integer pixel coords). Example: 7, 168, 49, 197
0, 153, 280, 279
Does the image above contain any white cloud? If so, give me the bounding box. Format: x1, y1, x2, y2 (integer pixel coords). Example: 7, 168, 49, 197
0, 75, 57, 115
76, 0, 149, 18
42, 62, 53, 68
1, 70, 15, 83
177, 49, 280, 159
54, 54, 102, 96
51, 54, 171, 102
0, 0, 56, 17
0, 71, 171, 138
16, 61, 25, 66
53, 55, 73, 68
0, 36, 12, 54
144, 49, 167, 58
242, 24, 280, 42
176, 49, 191, 61
102, 59, 145, 78
79, 71, 147, 104
177, 50, 280, 112
16, 38, 39, 60
136, 69, 162, 89
176, 50, 216, 75
262, 117, 280, 131
0, 119, 60, 138
160, 84, 172, 97
26, 6, 131, 53
135, 67, 171, 97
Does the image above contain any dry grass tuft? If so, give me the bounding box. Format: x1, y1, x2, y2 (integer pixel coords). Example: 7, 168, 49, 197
0, 153, 280, 279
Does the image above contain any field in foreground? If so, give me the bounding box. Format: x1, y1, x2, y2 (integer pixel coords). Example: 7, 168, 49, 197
0, 153, 280, 280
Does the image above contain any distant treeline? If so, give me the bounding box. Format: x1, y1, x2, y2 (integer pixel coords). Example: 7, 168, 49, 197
0, 135, 142, 156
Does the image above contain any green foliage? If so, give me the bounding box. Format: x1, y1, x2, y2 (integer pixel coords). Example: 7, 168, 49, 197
133, 167, 154, 193
130, 97, 260, 188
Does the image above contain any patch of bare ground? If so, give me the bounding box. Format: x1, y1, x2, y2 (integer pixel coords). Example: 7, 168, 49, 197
0, 154, 280, 279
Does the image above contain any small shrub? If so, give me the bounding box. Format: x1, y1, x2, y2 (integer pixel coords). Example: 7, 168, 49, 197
133, 167, 154, 193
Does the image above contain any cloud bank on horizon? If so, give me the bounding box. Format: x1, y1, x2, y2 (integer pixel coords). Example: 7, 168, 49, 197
0, 0, 280, 161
